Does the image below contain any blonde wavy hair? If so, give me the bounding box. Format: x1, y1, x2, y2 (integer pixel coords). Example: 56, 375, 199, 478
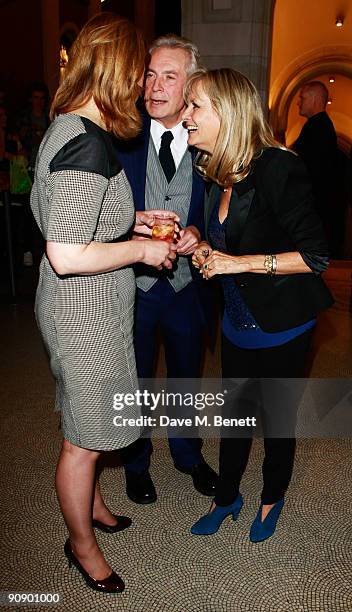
184, 68, 285, 187
50, 13, 145, 139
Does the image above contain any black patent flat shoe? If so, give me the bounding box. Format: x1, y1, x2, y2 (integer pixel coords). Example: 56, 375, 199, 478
64, 539, 125, 593
92, 514, 132, 534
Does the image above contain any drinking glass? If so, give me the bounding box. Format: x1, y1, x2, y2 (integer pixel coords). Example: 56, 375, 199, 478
151, 215, 175, 242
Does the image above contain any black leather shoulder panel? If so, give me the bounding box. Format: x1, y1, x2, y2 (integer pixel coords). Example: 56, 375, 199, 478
50, 118, 122, 178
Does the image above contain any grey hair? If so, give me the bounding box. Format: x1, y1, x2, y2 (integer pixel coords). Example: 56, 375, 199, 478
149, 34, 202, 75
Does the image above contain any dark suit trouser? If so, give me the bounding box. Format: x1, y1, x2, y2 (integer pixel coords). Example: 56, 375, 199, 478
215, 329, 313, 506
121, 278, 205, 473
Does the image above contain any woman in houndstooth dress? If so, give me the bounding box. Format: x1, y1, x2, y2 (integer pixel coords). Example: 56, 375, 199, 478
30, 14, 177, 593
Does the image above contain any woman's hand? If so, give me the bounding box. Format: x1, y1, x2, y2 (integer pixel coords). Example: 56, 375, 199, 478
192, 241, 213, 269
140, 239, 177, 270
201, 251, 252, 279
133, 210, 180, 237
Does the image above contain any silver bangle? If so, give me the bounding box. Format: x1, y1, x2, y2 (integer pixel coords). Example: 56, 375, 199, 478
272, 254, 277, 275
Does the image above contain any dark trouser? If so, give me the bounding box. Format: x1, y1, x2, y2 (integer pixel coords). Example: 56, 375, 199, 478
215, 329, 313, 506
121, 278, 205, 472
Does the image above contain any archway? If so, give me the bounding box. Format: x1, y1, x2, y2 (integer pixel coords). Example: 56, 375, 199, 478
269, 0, 352, 145
268, 0, 352, 258
270, 52, 352, 145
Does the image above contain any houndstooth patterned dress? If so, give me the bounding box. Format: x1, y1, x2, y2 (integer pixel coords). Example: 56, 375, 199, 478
31, 114, 141, 450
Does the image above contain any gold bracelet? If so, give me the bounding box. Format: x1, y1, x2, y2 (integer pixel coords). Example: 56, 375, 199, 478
263, 254, 273, 274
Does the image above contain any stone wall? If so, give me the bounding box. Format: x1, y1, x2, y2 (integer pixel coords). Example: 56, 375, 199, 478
181, 0, 273, 104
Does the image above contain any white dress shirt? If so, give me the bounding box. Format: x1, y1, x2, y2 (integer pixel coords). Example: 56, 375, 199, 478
150, 119, 189, 169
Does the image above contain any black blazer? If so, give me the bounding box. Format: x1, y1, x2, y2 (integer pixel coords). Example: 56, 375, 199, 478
205, 147, 334, 332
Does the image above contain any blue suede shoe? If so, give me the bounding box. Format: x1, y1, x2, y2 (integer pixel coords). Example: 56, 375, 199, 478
249, 498, 285, 543
191, 494, 243, 535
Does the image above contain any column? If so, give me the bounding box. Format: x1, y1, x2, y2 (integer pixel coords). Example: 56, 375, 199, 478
41, 0, 60, 97
181, 0, 274, 105
89, 0, 101, 18
134, 0, 155, 45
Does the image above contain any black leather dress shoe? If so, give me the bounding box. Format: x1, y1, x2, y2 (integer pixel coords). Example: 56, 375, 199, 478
174, 461, 218, 496
125, 470, 157, 504
92, 515, 132, 534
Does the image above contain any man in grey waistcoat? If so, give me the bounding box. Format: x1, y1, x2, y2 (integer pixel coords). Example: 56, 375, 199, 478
116, 35, 217, 504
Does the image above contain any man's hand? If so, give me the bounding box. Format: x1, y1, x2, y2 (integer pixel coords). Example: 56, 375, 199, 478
176, 225, 201, 255
133, 210, 180, 238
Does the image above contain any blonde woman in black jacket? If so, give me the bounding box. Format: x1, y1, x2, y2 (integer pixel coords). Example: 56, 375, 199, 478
182, 68, 333, 542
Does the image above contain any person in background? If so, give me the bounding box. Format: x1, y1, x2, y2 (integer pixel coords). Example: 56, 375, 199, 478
0, 105, 30, 266
18, 82, 50, 266
116, 34, 217, 505
183, 68, 333, 542
18, 81, 50, 176
0, 104, 12, 191
293, 81, 344, 258
30, 13, 176, 593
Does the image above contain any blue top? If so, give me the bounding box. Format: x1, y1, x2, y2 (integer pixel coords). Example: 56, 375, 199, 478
207, 196, 316, 349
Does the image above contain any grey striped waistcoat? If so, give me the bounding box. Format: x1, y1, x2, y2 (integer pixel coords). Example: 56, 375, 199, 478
136, 137, 193, 293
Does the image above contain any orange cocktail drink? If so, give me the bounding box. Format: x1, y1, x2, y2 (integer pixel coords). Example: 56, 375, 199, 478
152, 216, 175, 242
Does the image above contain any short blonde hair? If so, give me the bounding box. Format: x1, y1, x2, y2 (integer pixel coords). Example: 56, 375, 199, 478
50, 13, 146, 139
184, 68, 283, 186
